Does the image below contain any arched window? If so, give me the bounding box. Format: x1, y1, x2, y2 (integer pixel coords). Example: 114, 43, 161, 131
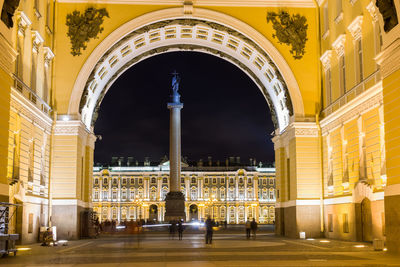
138, 187, 144, 199
229, 187, 235, 199
139, 178, 143, 184
238, 188, 244, 200
221, 206, 226, 218
247, 188, 253, 199
212, 178, 217, 184
130, 188, 135, 200
151, 177, 156, 184
239, 178, 243, 184
230, 178, 234, 184
269, 206, 275, 219
161, 187, 168, 200
94, 178, 99, 185
247, 178, 252, 184
121, 190, 127, 200
163, 177, 168, 184
191, 177, 196, 184
103, 178, 108, 184
205, 178, 209, 184
262, 189, 268, 200
269, 189, 275, 200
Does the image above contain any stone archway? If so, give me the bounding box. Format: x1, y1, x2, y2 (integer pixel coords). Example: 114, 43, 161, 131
67, 8, 304, 133
149, 204, 158, 222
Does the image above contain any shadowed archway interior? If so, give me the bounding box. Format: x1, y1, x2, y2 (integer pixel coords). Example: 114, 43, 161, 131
94, 52, 275, 164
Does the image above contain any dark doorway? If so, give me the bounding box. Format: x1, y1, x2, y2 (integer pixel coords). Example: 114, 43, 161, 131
149, 205, 158, 222
361, 198, 372, 241
189, 204, 198, 221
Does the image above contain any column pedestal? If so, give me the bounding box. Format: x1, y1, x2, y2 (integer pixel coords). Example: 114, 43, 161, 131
164, 191, 185, 221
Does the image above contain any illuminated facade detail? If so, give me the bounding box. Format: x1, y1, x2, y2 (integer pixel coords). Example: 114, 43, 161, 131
92, 163, 276, 224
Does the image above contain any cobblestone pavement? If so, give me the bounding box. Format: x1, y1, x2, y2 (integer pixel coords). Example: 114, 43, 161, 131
1, 230, 399, 266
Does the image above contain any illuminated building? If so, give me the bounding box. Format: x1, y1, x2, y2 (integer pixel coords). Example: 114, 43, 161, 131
92, 158, 276, 224
0, 0, 400, 252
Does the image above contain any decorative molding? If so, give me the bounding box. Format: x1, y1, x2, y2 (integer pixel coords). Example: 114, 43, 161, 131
349, 0, 358, 5
332, 34, 346, 57
32, 30, 44, 53
43, 46, 55, 67
17, 11, 32, 36
320, 50, 332, 71
57, 0, 317, 8
275, 199, 321, 208
322, 29, 330, 40
320, 82, 383, 135
376, 38, 400, 78
54, 120, 90, 139
183, 1, 193, 15
366, 1, 379, 23
347, 16, 363, 40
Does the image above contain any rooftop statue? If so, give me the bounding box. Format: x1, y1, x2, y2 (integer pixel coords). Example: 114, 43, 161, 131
171, 71, 181, 104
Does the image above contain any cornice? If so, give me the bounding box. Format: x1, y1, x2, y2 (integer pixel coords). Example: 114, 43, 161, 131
332, 34, 346, 57
57, 0, 317, 7
347, 16, 363, 41
320, 82, 383, 135
44, 46, 55, 67
54, 120, 91, 138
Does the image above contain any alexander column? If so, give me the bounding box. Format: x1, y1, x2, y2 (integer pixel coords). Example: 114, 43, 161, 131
164, 71, 185, 221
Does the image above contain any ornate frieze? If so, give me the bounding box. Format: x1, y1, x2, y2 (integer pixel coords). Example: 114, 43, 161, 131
347, 16, 363, 41
332, 34, 346, 57
54, 120, 90, 140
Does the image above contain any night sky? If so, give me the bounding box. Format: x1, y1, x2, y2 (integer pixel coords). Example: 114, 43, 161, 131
94, 52, 275, 166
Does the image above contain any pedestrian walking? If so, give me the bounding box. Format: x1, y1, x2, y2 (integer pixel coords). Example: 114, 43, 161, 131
169, 220, 177, 239
250, 218, 258, 240
205, 216, 214, 244
178, 219, 184, 240
245, 219, 251, 239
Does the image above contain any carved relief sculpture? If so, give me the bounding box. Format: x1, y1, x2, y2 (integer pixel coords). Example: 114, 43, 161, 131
267, 11, 308, 60
66, 7, 109, 56
376, 0, 398, 32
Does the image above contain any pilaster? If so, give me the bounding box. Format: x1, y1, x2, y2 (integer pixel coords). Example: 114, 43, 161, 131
273, 122, 322, 238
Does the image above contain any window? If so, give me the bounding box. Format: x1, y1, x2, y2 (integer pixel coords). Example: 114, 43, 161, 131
325, 69, 332, 105
230, 178, 234, 184
238, 188, 244, 200
103, 191, 108, 199
122, 191, 127, 200
113, 178, 117, 184
247, 188, 253, 199
328, 214, 333, 232
204, 188, 210, 199
339, 55, 346, 95
212, 178, 217, 184
221, 178, 225, 184
191, 187, 197, 200
191, 177, 196, 184
343, 213, 349, 233
247, 178, 252, 184
262, 189, 268, 200
212, 187, 217, 199
181, 178, 185, 184
103, 178, 108, 184
94, 178, 99, 185
269, 189, 275, 200
262, 179, 267, 185
130, 178, 134, 184
323, 2, 329, 33
112, 191, 117, 199
356, 39, 363, 83
205, 178, 209, 184
139, 178, 143, 184
94, 191, 99, 199
229, 187, 235, 199
122, 178, 127, 185
239, 178, 243, 184
163, 177, 168, 183
150, 188, 157, 200
269, 178, 274, 186
138, 188, 143, 198
130, 189, 135, 200
151, 177, 156, 184
220, 188, 225, 200
112, 209, 117, 220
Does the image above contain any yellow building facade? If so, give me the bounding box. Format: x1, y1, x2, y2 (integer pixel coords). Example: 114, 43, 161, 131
0, 0, 400, 253
92, 162, 276, 224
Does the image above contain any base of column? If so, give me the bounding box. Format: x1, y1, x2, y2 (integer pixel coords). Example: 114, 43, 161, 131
385, 194, 400, 254
164, 191, 185, 221
275, 204, 322, 239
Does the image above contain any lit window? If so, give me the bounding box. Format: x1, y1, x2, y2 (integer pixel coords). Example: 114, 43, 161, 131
339, 55, 346, 95
122, 191, 127, 200
151, 177, 156, 184
191, 177, 196, 184
112, 191, 117, 199
205, 178, 209, 184
163, 177, 168, 183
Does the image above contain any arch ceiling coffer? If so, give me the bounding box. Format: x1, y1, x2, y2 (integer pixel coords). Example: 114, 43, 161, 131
79, 19, 294, 131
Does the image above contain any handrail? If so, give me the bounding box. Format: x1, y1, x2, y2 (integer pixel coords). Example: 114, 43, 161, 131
12, 74, 52, 116
322, 69, 381, 117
